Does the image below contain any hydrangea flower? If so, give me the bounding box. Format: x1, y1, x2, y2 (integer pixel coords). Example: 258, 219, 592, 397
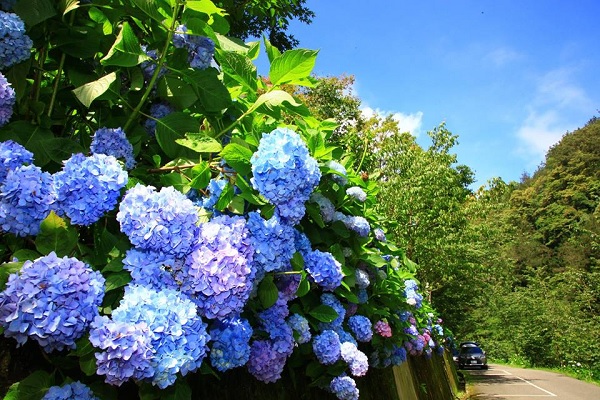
247, 339, 289, 383
0, 140, 32, 183
0, 165, 55, 236
0, 11, 32, 69
355, 269, 370, 289
42, 381, 100, 400
334, 212, 371, 237
287, 313, 311, 344
251, 128, 321, 225
275, 273, 301, 301
90, 285, 209, 389
309, 192, 336, 222
404, 279, 424, 308
0, 252, 105, 352
340, 342, 369, 377
54, 153, 128, 226
330, 375, 359, 400
312, 330, 341, 365
347, 315, 373, 342
144, 101, 174, 136
90, 127, 136, 169
140, 45, 167, 81
209, 316, 253, 371
319, 293, 346, 329
257, 295, 294, 355
390, 344, 407, 365
357, 288, 368, 304
326, 160, 348, 186
374, 227, 387, 242
0, 72, 14, 127
122, 248, 181, 291
247, 211, 295, 274
198, 178, 227, 211
294, 229, 312, 255
181, 215, 255, 319
374, 320, 392, 337
173, 25, 215, 69
346, 186, 367, 202
304, 249, 343, 291
335, 329, 357, 346
117, 184, 199, 257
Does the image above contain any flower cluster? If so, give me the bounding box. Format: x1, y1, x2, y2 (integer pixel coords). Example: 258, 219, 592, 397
257, 295, 294, 355
54, 153, 128, 226
330, 374, 359, 400
334, 212, 371, 237
251, 128, 321, 225
0, 11, 32, 69
122, 248, 181, 291
247, 211, 295, 274
173, 25, 215, 70
209, 316, 253, 371
346, 186, 367, 202
340, 342, 369, 377
0, 140, 32, 182
313, 330, 341, 365
144, 101, 174, 136
326, 160, 348, 186
287, 313, 311, 344
374, 320, 392, 337
304, 249, 343, 291
89, 285, 209, 389
117, 184, 199, 257
0, 72, 14, 127
197, 177, 227, 211
348, 315, 373, 342
42, 382, 100, 400
355, 269, 370, 289
310, 192, 336, 222
404, 279, 424, 308
90, 127, 136, 169
140, 45, 167, 81
247, 339, 288, 383
0, 165, 55, 236
0, 252, 105, 352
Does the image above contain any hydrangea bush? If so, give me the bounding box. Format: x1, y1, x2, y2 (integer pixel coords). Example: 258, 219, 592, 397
0, 1, 447, 399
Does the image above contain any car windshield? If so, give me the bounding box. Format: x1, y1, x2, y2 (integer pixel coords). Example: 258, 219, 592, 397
461, 346, 484, 354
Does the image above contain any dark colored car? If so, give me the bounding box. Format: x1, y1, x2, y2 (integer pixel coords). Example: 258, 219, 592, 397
458, 345, 488, 369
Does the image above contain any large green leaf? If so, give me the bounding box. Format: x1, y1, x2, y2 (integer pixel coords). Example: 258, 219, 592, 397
158, 76, 198, 109
35, 212, 78, 257
175, 133, 222, 154
263, 36, 281, 64
183, 69, 232, 114
258, 274, 278, 309
131, 0, 172, 23
101, 22, 148, 67
155, 112, 200, 158
4, 370, 53, 400
72, 72, 117, 108
42, 138, 85, 164
188, 161, 211, 190
185, 0, 227, 16
14, 0, 56, 27
216, 49, 257, 92
220, 143, 253, 176
248, 90, 309, 117
269, 49, 318, 86
105, 271, 131, 292
309, 305, 339, 323
0, 261, 23, 291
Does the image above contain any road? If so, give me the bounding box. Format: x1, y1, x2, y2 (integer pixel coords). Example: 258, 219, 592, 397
465, 364, 600, 400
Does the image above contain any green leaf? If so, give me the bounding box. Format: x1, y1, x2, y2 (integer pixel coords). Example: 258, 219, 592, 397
72, 72, 117, 108
105, 271, 131, 292
234, 175, 266, 205
216, 49, 257, 92
101, 22, 148, 67
14, 0, 56, 26
11, 249, 40, 262
258, 274, 278, 309
220, 143, 253, 176
8, 370, 53, 400
247, 41, 260, 60
295, 274, 310, 298
335, 284, 359, 304
131, 0, 172, 23
155, 112, 200, 159
249, 90, 309, 117
79, 351, 98, 376
176, 133, 222, 154
0, 261, 23, 291
185, 0, 227, 16
158, 76, 198, 109
60, 0, 79, 16
309, 304, 338, 323
161, 379, 192, 400
269, 49, 318, 86
35, 211, 78, 257
264, 36, 281, 64
182, 69, 232, 113
215, 181, 234, 210
189, 162, 211, 189
42, 138, 85, 164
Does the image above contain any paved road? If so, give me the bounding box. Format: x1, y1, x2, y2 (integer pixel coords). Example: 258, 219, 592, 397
465, 364, 600, 400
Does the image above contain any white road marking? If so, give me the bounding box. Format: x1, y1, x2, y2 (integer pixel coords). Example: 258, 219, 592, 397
486, 369, 557, 397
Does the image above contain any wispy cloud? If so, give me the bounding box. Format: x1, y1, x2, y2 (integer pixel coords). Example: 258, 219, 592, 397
361, 106, 424, 136
485, 47, 523, 67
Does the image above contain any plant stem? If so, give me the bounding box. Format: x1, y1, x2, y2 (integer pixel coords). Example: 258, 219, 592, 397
47, 13, 75, 118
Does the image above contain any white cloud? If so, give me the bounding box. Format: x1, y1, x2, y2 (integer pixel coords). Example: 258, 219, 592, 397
361, 106, 424, 137
485, 47, 522, 67
516, 110, 565, 160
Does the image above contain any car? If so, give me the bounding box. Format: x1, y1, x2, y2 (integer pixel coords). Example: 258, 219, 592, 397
458, 344, 488, 369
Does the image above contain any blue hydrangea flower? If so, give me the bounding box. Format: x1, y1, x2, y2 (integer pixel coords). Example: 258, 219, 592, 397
42, 381, 100, 400
330, 374, 359, 400
404, 279, 423, 308
54, 153, 127, 226
0, 165, 55, 236
0, 252, 105, 352
181, 215, 255, 320
144, 101, 174, 136
140, 45, 167, 81
374, 227, 387, 242
198, 178, 227, 211
287, 313, 311, 344
390, 344, 407, 365
355, 269, 370, 289
294, 229, 312, 255
247, 339, 289, 383
257, 295, 294, 355
248, 211, 295, 274
90, 285, 210, 389
357, 289, 368, 304
347, 315, 373, 342
335, 329, 357, 346
346, 186, 367, 202
334, 212, 371, 237
319, 293, 346, 329
340, 342, 369, 377
326, 161, 348, 186
117, 184, 199, 257
209, 315, 253, 371
312, 330, 341, 365
0, 11, 32, 69
309, 192, 336, 223
251, 128, 321, 225
304, 249, 343, 291
90, 127, 136, 169
0, 140, 32, 183
173, 25, 215, 70
122, 248, 181, 290
275, 273, 301, 301
0, 72, 14, 127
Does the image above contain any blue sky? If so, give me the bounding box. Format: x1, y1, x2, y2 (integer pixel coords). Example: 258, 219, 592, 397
266, 0, 600, 188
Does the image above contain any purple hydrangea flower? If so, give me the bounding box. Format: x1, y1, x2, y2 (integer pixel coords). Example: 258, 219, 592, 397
312, 330, 341, 365
122, 248, 181, 290
257, 295, 294, 355
0, 72, 15, 127
347, 315, 373, 342
326, 161, 348, 186
309, 192, 336, 223
251, 128, 321, 225
330, 375, 359, 400
117, 184, 199, 257
340, 342, 369, 377
209, 316, 253, 371
248, 211, 295, 274
304, 249, 343, 291
144, 101, 174, 136
0, 11, 32, 69
0, 140, 32, 183
287, 313, 311, 344
173, 25, 215, 70
42, 381, 100, 400
54, 153, 128, 226
0, 165, 55, 236
275, 273, 301, 301
247, 339, 289, 383
374, 227, 387, 242
90, 127, 136, 169
346, 186, 367, 202
181, 215, 255, 320
0, 252, 105, 352
374, 320, 392, 337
